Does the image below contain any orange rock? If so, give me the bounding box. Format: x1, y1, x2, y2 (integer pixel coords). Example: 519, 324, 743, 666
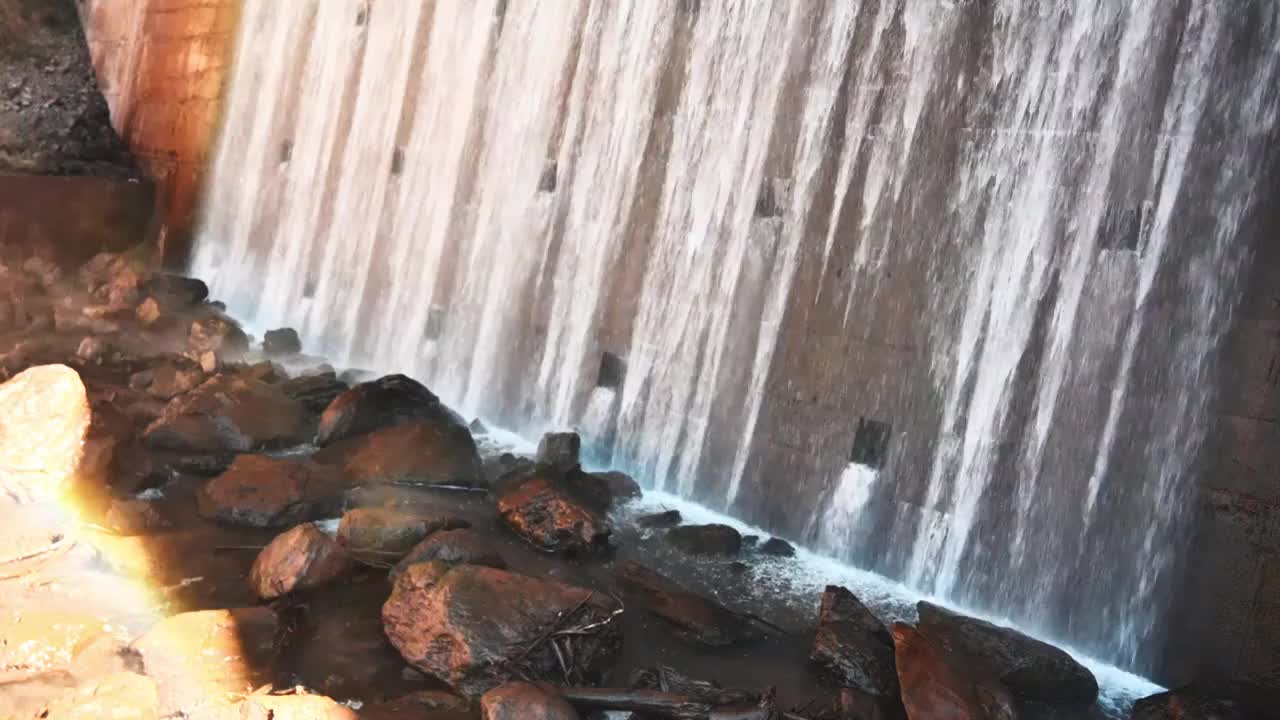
0, 610, 107, 679
238, 692, 358, 720
0, 364, 90, 503
497, 475, 610, 554
892, 622, 1016, 720
250, 522, 354, 600
37, 671, 159, 720
312, 421, 483, 488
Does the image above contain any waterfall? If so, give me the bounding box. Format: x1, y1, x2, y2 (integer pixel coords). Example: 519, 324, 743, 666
191, 0, 1280, 673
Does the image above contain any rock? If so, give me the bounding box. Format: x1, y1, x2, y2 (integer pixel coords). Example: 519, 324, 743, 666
168, 451, 237, 477
665, 524, 742, 556
76, 335, 108, 362
485, 453, 537, 491
104, 499, 170, 535
143, 374, 310, 452
0, 610, 106, 680
336, 507, 467, 556
497, 472, 611, 554
36, 671, 159, 720
391, 528, 507, 580
80, 253, 144, 309
614, 561, 769, 648
129, 362, 206, 400
1130, 689, 1247, 720
132, 608, 280, 717
142, 274, 209, 306
892, 622, 1016, 720
198, 349, 219, 373
469, 417, 488, 435
315, 373, 465, 446
250, 522, 354, 599
312, 420, 484, 488
360, 690, 471, 720
383, 564, 622, 696
760, 537, 797, 557
811, 586, 899, 699
263, 327, 303, 356
188, 314, 250, 356
593, 470, 641, 504
239, 693, 359, 720
279, 371, 349, 413
636, 509, 682, 529
480, 682, 579, 720
0, 365, 89, 503
136, 296, 161, 326
197, 455, 347, 528
535, 431, 581, 471
917, 601, 1098, 704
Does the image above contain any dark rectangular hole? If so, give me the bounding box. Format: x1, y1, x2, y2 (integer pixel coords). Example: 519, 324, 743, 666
597, 351, 625, 389
850, 418, 892, 469
424, 306, 446, 340
678, 0, 701, 15
1099, 204, 1143, 252
391, 147, 405, 176
538, 162, 558, 193
755, 178, 782, 218
280, 140, 293, 163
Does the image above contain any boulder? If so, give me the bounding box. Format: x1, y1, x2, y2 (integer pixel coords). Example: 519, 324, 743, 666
892, 622, 1016, 720
615, 560, 770, 648
143, 374, 310, 453
0, 364, 89, 503
263, 327, 303, 356
104, 499, 170, 535
188, 314, 250, 355
497, 472, 611, 554
315, 374, 465, 446
239, 693, 358, 720
917, 601, 1098, 704
136, 296, 161, 326
129, 362, 206, 400
0, 610, 107, 681
336, 507, 468, 556
391, 528, 507, 580
312, 420, 483, 488
197, 455, 347, 528
132, 608, 280, 717
760, 537, 796, 557
250, 522, 355, 599
810, 586, 899, 699
636, 509, 682, 529
279, 371, 349, 413
79, 252, 144, 309
665, 524, 742, 556
35, 671, 159, 720
594, 470, 642, 504
382, 564, 622, 696
535, 431, 581, 471
142, 274, 209, 307
359, 690, 471, 720
1130, 689, 1247, 720
480, 682, 579, 720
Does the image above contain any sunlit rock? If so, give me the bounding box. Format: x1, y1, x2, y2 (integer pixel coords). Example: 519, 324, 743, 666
250, 522, 354, 600
893, 622, 1016, 720
312, 420, 483, 488
198, 454, 347, 528
480, 682, 579, 720
36, 671, 159, 720
239, 692, 358, 720
143, 374, 309, 452
315, 373, 465, 446
0, 610, 107, 681
0, 364, 89, 503
336, 507, 467, 557
497, 471, 611, 554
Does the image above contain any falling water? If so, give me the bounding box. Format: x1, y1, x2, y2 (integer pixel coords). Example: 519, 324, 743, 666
191, 0, 1280, 673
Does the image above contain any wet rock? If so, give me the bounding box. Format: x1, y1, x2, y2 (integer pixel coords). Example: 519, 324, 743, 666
759, 537, 796, 557
470, 417, 489, 435
383, 563, 622, 696
142, 274, 209, 306
143, 374, 309, 452
536, 431, 581, 471
614, 560, 770, 648
0, 610, 106, 680
76, 335, 109, 362
917, 601, 1098, 704
360, 690, 471, 720
485, 453, 537, 490
104, 499, 170, 535
197, 455, 347, 528
80, 252, 144, 309
263, 327, 303, 356
188, 314, 250, 356
594, 470, 642, 504
637, 509, 682, 529
239, 692, 359, 720
135, 296, 161, 326
167, 451, 237, 477
811, 586, 899, 699
892, 622, 1016, 720
312, 420, 484, 488
838, 687, 900, 720
481, 682, 579, 720
129, 362, 205, 400
250, 522, 355, 599
0, 364, 89, 503
280, 371, 349, 413
497, 471, 611, 554
665, 523, 742, 556
315, 373, 465, 446
391, 528, 507, 580
131, 607, 280, 717
36, 671, 159, 720
1130, 689, 1247, 720
336, 507, 467, 556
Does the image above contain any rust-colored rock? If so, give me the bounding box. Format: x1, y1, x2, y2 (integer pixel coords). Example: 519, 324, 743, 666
312, 420, 483, 488
197, 455, 347, 528
336, 507, 467, 556
238, 692, 358, 720
315, 374, 465, 446
250, 522, 354, 599
143, 374, 309, 452
811, 586, 899, 699
382, 563, 622, 696
1130, 689, 1247, 720
480, 682, 579, 720
614, 560, 769, 648
391, 528, 507, 581
0, 364, 89, 503
497, 474, 611, 554
36, 671, 159, 720
892, 622, 1016, 720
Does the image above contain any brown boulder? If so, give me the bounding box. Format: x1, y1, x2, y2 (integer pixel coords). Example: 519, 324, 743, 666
480, 682, 579, 720
391, 528, 507, 580
614, 561, 771, 648
197, 455, 347, 528
665, 524, 742, 556
250, 522, 354, 599
535, 431, 581, 471
594, 470, 642, 504
280, 371, 349, 413
129, 362, 206, 400
238, 693, 358, 720
36, 671, 159, 720
497, 472, 611, 554
143, 374, 310, 452
811, 586, 899, 699
0, 364, 89, 503
359, 690, 471, 720
336, 507, 468, 556
892, 622, 1016, 720
142, 274, 209, 306
188, 314, 250, 355
917, 602, 1098, 705
312, 420, 483, 488
1130, 689, 1247, 720
315, 374, 465, 446
382, 564, 622, 696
